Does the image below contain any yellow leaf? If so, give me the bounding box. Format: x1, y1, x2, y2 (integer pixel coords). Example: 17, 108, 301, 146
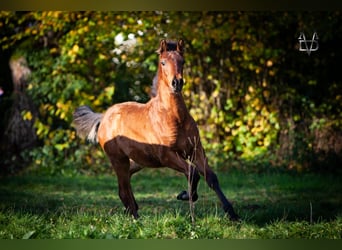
50, 48, 58, 54
248, 86, 254, 93
22, 111, 33, 121
72, 44, 79, 53
93, 99, 101, 106
235, 120, 242, 127
98, 53, 107, 60
105, 86, 115, 97
56, 102, 64, 109
212, 89, 219, 98
266, 60, 273, 67
54, 11, 61, 18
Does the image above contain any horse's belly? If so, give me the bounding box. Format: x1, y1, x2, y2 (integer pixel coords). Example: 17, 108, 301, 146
128, 147, 163, 167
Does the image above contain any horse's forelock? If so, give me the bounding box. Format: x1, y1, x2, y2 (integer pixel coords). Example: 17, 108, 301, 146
156, 40, 181, 55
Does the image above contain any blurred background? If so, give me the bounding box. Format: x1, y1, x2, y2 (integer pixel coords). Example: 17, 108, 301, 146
0, 11, 341, 176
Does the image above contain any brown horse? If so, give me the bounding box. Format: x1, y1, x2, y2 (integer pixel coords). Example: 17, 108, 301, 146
73, 39, 239, 220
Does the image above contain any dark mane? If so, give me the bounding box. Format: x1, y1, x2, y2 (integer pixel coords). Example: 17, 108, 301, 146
151, 75, 158, 97
156, 40, 178, 54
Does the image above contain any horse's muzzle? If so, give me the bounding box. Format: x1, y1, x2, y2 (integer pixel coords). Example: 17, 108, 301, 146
172, 77, 184, 92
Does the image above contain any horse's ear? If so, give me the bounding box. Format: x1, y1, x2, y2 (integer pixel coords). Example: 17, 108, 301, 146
177, 39, 184, 55
157, 39, 167, 54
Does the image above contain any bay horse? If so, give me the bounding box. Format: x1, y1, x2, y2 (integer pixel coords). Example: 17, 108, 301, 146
73, 39, 239, 220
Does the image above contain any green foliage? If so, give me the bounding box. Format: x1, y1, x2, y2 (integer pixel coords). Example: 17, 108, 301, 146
1, 11, 341, 174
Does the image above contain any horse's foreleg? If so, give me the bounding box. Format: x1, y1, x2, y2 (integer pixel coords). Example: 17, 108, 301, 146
176, 166, 200, 202
161, 152, 200, 202
204, 168, 239, 220
110, 156, 139, 219
195, 149, 239, 221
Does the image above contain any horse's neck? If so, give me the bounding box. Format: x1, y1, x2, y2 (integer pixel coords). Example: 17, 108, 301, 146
154, 80, 188, 121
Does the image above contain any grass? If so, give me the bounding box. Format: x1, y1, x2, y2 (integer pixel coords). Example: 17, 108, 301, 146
0, 168, 341, 239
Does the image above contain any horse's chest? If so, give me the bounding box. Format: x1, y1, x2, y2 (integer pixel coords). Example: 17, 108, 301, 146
174, 123, 199, 151
153, 112, 197, 149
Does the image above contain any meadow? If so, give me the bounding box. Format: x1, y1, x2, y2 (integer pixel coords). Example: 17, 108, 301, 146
0, 168, 341, 239
1, 11, 341, 244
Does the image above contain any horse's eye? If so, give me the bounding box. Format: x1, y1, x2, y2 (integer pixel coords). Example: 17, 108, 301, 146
161, 61, 166, 66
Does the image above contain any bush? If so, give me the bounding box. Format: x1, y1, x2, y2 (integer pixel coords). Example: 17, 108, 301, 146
1, 11, 341, 175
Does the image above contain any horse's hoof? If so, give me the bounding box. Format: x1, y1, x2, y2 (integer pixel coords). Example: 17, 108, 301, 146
225, 211, 240, 222
177, 190, 189, 200
176, 190, 198, 202
230, 214, 241, 222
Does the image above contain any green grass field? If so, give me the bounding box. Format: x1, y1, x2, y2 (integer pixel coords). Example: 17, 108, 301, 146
0, 169, 341, 239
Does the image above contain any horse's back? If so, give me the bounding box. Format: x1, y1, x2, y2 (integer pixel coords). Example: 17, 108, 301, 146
97, 102, 147, 147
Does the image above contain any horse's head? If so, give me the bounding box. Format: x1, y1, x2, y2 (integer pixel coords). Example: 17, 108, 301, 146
157, 39, 185, 93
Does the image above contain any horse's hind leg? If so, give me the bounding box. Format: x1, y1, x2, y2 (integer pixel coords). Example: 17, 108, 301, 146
110, 156, 139, 218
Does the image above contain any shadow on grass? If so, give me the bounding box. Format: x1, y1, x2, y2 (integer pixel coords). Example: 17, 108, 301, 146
0, 175, 120, 216
0, 169, 341, 226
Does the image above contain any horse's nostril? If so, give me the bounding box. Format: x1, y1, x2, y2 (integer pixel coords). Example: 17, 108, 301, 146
172, 78, 177, 86
172, 77, 183, 85
172, 77, 184, 92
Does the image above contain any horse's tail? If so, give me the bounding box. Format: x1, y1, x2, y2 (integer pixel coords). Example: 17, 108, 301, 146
73, 106, 103, 144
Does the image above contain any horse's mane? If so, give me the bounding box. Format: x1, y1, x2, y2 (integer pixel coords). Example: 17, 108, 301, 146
150, 75, 158, 97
